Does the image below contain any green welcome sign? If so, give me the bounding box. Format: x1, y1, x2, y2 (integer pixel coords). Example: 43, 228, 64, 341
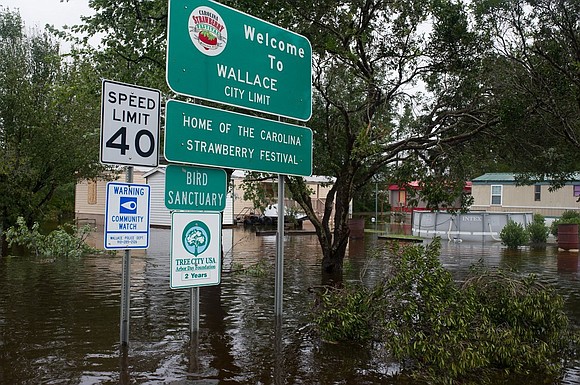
166, 0, 312, 121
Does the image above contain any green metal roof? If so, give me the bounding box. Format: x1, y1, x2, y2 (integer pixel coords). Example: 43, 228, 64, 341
472, 173, 580, 184
472, 173, 517, 184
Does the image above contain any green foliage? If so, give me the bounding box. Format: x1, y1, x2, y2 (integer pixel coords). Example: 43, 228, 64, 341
65, 0, 580, 275
239, 172, 279, 214
5, 217, 99, 258
528, 213, 549, 244
461, 266, 575, 376
384, 240, 481, 379
0, 9, 105, 229
72, 0, 504, 274
69, 0, 169, 92
473, 0, 580, 182
312, 284, 378, 343
310, 239, 579, 382
500, 220, 530, 249
550, 210, 580, 237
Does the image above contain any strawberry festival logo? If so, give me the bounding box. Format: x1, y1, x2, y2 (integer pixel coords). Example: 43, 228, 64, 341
188, 6, 227, 56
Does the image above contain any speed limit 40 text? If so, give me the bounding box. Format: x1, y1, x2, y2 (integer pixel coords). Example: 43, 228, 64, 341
108, 90, 157, 125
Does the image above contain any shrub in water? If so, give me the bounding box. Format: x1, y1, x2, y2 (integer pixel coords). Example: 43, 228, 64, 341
386, 242, 578, 381
311, 284, 378, 343
550, 210, 580, 237
5, 217, 98, 257
310, 239, 579, 382
528, 213, 549, 245
500, 219, 530, 249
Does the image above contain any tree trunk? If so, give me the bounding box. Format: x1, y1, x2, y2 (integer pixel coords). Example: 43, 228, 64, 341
321, 182, 352, 276
287, 174, 354, 281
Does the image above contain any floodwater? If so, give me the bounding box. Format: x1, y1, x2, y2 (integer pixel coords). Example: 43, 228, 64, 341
1, 226, 580, 384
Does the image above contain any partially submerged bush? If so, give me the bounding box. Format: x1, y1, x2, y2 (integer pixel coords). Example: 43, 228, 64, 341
310, 239, 579, 382
528, 213, 550, 244
5, 217, 98, 257
311, 284, 378, 343
500, 219, 530, 249
461, 266, 574, 374
231, 259, 269, 277
551, 210, 580, 237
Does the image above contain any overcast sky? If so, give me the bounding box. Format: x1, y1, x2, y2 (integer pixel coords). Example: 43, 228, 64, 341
2, 0, 96, 51
1, 0, 93, 29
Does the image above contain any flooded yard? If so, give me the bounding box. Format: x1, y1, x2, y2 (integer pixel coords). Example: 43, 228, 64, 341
1, 226, 579, 384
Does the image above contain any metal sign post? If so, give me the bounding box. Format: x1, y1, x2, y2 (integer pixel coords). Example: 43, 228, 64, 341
103, 170, 152, 347
164, 0, 313, 329
99, 80, 160, 349
274, 174, 284, 316
120, 166, 133, 347
171, 212, 221, 333
120, 248, 131, 346
190, 287, 200, 333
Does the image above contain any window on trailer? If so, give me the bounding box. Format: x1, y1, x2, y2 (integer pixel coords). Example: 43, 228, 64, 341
491, 185, 502, 205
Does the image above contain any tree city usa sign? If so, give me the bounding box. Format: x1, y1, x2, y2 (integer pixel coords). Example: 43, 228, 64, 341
170, 212, 222, 288
166, 0, 312, 121
164, 100, 313, 176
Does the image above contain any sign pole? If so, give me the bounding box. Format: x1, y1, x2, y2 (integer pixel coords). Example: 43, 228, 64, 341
190, 287, 200, 333
120, 166, 133, 347
274, 174, 284, 316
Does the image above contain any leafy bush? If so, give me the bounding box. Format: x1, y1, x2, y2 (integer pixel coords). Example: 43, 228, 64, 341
461, 267, 574, 375
311, 284, 378, 343
528, 214, 550, 244
310, 239, 579, 382
5, 217, 98, 257
500, 220, 530, 249
551, 210, 580, 237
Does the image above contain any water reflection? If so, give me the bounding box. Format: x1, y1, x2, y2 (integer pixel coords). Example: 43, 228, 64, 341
0, 227, 579, 384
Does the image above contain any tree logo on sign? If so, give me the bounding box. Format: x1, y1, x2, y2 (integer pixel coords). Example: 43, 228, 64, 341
182, 220, 211, 256
188, 6, 228, 56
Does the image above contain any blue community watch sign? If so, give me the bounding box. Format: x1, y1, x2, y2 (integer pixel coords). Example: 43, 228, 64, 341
105, 182, 151, 249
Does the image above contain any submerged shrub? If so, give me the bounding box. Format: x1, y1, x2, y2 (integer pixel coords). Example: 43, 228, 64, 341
528, 214, 550, 244
551, 210, 580, 237
461, 266, 575, 374
500, 219, 530, 249
5, 217, 98, 257
311, 284, 379, 343
232, 259, 269, 277
310, 238, 579, 382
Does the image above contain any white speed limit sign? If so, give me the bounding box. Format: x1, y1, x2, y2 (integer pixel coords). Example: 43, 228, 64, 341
100, 80, 161, 167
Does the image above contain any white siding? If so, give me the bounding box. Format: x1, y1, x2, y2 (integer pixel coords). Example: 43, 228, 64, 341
147, 169, 172, 227
223, 193, 234, 225
145, 167, 234, 227
75, 169, 149, 225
